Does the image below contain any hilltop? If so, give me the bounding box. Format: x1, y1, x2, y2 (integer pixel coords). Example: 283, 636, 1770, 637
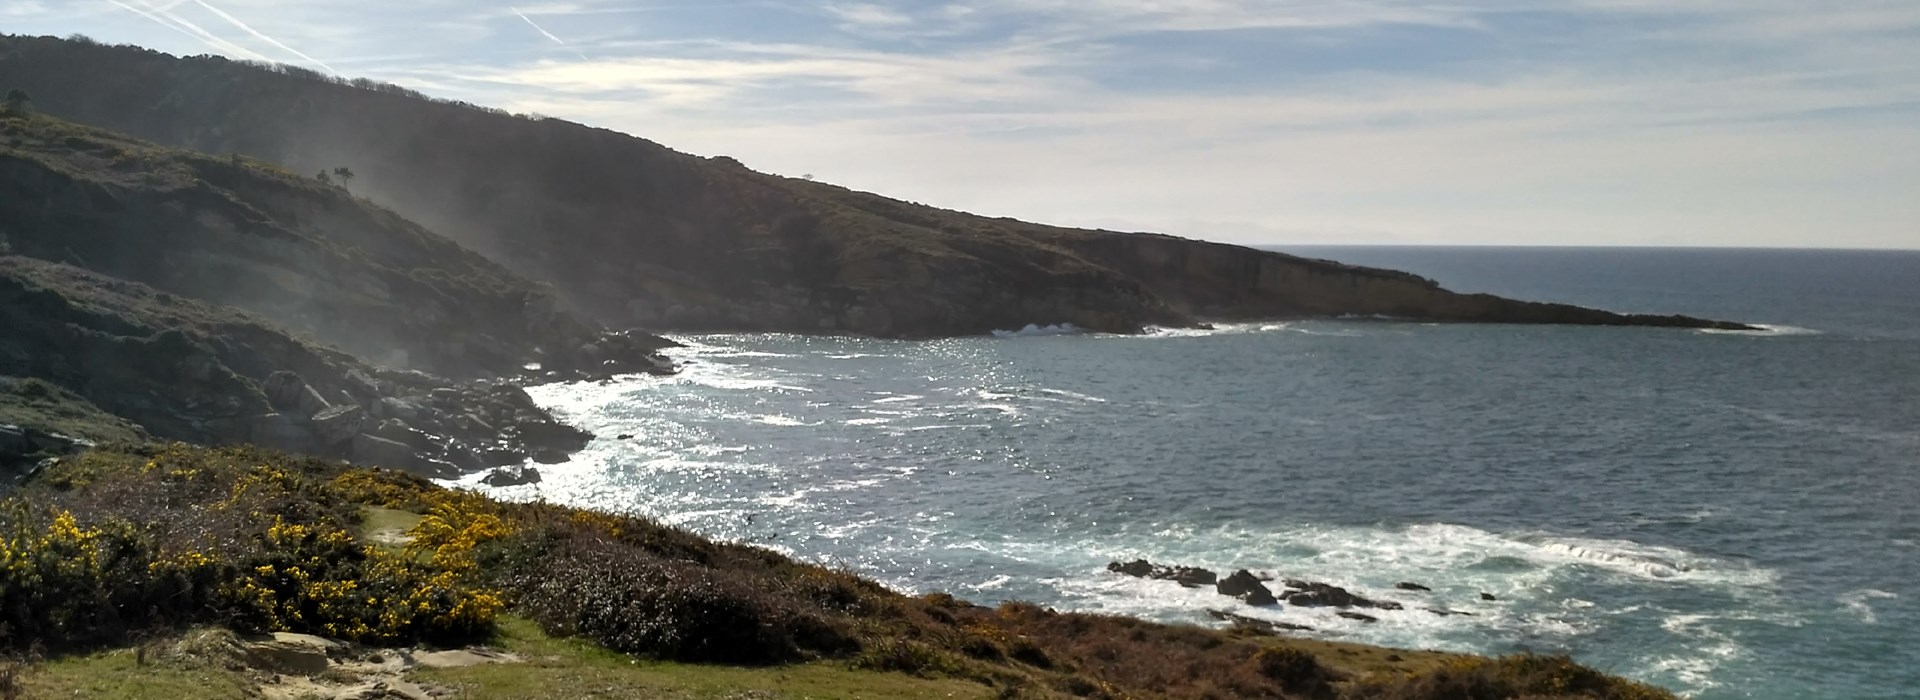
0, 34, 1753, 337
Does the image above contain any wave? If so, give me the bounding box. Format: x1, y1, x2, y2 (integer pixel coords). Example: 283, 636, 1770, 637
992, 323, 1084, 338
1698, 323, 1822, 336
1838, 589, 1898, 624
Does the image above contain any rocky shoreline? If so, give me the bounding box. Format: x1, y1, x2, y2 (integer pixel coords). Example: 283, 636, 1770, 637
1109, 558, 1494, 628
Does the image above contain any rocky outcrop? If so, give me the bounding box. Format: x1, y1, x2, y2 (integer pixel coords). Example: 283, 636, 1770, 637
0, 35, 1757, 339
1217, 570, 1279, 606
1106, 559, 1219, 588
1278, 579, 1402, 610
0, 257, 592, 477
0, 110, 676, 380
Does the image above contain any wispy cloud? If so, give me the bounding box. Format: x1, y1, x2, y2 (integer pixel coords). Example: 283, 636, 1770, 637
104, 0, 274, 62
32, 0, 1920, 247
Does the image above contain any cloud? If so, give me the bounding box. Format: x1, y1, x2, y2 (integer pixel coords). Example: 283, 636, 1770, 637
37, 0, 1920, 247
186, 0, 337, 73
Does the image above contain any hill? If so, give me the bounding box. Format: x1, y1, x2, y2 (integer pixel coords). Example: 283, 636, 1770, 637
0, 34, 1753, 337
0, 442, 1681, 700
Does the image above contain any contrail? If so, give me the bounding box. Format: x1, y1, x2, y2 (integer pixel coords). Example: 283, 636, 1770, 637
510, 6, 568, 45
510, 6, 589, 60
107, 0, 273, 62
188, 0, 339, 74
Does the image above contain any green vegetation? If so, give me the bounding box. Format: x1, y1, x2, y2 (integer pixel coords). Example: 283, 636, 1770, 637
0, 443, 1679, 699
0, 376, 146, 445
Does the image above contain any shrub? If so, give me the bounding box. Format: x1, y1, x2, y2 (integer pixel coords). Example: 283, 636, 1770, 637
505, 535, 846, 665
1341, 654, 1677, 700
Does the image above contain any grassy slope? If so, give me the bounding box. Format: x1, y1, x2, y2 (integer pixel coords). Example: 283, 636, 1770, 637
0, 443, 1679, 700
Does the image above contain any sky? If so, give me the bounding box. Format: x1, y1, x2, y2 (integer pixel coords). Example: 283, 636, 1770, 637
7, 1, 1919, 248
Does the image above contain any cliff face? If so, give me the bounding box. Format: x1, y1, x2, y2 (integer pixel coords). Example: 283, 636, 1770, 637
0, 35, 1752, 335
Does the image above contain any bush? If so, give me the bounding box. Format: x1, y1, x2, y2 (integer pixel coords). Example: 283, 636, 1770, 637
1341, 654, 1677, 700
0, 445, 501, 652
505, 534, 846, 665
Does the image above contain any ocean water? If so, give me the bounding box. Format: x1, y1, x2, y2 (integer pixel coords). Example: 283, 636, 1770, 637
468, 247, 1920, 699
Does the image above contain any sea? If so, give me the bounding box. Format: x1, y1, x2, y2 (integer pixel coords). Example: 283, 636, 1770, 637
463, 247, 1920, 699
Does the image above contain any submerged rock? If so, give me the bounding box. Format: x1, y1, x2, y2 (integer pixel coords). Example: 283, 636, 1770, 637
1280, 579, 1401, 610
481, 465, 542, 488
1218, 570, 1279, 606
1395, 582, 1432, 592
1106, 560, 1220, 588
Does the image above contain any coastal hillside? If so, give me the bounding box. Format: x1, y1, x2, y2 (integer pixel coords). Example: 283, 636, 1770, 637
0, 108, 674, 380
0, 35, 1751, 336
0, 442, 1680, 700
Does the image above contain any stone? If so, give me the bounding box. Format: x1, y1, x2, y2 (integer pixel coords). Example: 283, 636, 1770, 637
479, 446, 527, 468
1425, 608, 1476, 617
311, 405, 367, 447
1108, 559, 1154, 578
481, 465, 542, 488
1481, 593, 1498, 601
377, 397, 421, 421
530, 448, 570, 465
248, 413, 312, 452
263, 371, 307, 411
0, 424, 26, 454
1207, 609, 1314, 634
1280, 579, 1399, 610
410, 648, 521, 668
295, 384, 334, 418
1336, 612, 1379, 623
351, 433, 419, 470
1395, 582, 1432, 592
1217, 570, 1278, 606
241, 632, 344, 675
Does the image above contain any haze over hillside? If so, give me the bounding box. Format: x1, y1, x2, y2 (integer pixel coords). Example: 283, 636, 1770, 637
0, 35, 1754, 338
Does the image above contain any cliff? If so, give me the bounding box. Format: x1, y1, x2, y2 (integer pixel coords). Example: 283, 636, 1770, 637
0, 35, 1754, 336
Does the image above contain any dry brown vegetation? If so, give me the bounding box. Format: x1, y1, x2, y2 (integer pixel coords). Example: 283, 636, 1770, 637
0, 443, 1679, 699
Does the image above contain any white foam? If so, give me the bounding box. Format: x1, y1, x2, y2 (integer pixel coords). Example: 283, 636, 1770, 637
992, 323, 1083, 338
1698, 323, 1821, 336
1838, 589, 1898, 624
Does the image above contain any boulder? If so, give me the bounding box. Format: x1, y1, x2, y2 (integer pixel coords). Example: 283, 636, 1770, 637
530, 448, 570, 465
1395, 582, 1432, 592
1481, 593, 1498, 601
295, 384, 334, 418
1217, 570, 1278, 606
1425, 608, 1476, 617
1105, 559, 1218, 588
241, 632, 344, 675
1107, 559, 1155, 578
247, 413, 312, 452
310, 405, 367, 447
351, 433, 419, 470
481, 466, 542, 488
1336, 612, 1379, 623
1280, 579, 1400, 610
1206, 609, 1314, 634
0, 424, 25, 454
263, 371, 306, 411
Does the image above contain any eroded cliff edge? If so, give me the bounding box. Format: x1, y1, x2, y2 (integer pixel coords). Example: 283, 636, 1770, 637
0, 35, 1756, 337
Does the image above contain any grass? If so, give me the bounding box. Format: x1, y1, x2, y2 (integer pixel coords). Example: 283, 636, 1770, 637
0, 376, 147, 445
18, 641, 255, 699
0, 444, 1681, 700
416, 616, 993, 700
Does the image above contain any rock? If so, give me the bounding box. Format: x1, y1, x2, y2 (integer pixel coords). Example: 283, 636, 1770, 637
332, 680, 432, 700
247, 413, 313, 452
410, 648, 521, 668
376, 397, 422, 422
1206, 609, 1315, 634
0, 424, 26, 454
263, 371, 307, 411
295, 384, 334, 418
1336, 612, 1379, 623
481, 465, 542, 487
1217, 570, 1278, 606
351, 433, 419, 470
478, 446, 527, 468
1425, 608, 1476, 617
616, 434, 634, 440
1280, 579, 1399, 610
1481, 593, 1498, 601
310, 405, 367, 447
1395, 582, 1432, 592
530, 448, 570, 465
429, 387, 462, 406
1106, 559, 1218, 587
1108, 559, 1155, 578
241, 632, 344, 675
